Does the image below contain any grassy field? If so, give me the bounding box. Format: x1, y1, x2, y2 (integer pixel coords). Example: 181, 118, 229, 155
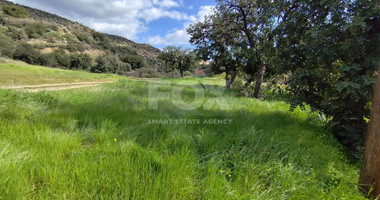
0, 58, 119, 86
0, 70, 367, 199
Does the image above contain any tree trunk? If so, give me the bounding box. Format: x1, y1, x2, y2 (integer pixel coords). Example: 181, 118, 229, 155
253, 64, 266, 98
225, 70, 237, 89
180, 69, 184, 78
242, 77, 253, 90
359, 64, 380, 197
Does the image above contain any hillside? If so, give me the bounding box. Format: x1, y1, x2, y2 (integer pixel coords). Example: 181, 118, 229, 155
0, 0, 163, 77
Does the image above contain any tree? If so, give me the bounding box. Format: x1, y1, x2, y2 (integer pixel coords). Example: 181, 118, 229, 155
187, 12, 243, 88
158, 46, 196, 78
70, 53, 92, 70
188, 0, 278, 95
13, 43, 40, 64
276, 0, 380, 153
359, 64, 380, 197
121, 55, 144, 70
216, 0, 279, 97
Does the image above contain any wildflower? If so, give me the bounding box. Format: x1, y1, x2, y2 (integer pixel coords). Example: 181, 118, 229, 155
220, 169, 223, 174
114, 138, 117, 142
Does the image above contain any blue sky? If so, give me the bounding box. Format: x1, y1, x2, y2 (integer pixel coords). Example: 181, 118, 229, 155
9, 0, 216, 48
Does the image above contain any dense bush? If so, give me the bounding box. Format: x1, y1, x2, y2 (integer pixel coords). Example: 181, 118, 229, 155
6, 26, 26, 40
0, 33, 15, 58
183, 71, 193, 77
12, 43, 40, 64
91, 31, 111, 50
24, 23, 48, 38
121, 55, 144, 70
50, 49, 70, 68
37, 53, 58, 67
73, 31, 91, 43
91, 56, 112, 73
70, 53, 92, 70
2, 5, 29, 18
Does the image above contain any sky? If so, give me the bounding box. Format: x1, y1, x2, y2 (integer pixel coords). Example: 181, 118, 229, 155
9, 0, 216, 49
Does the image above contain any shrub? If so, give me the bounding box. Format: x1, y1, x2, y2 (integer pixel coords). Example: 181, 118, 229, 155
13, 43, 40, 64
138, 67, 163, 78
0, 33, 15, 58
91, 55, 122, 74
0, 15, 6, 25
37, 53, 58, 67
121, 55, 144, 70
70, 53, 92, 70
183, 71, 193, 77
6, 26, 26, 40
25, 23, 48, 38
92, 56, 111, 73
73, 31, 91, 43
2, 5, 29, 18
91, 31, 111, 50
49, 49, 70, 68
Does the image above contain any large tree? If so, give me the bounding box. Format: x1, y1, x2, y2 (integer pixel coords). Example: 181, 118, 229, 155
219, 0, 278, 97
188, 0, 279, 97
360, 64, 380, 197
276, 0, 380, 153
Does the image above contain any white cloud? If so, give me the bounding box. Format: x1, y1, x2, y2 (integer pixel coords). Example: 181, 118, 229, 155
196, 6, 214, 22
147, 5, 215, 46
148, 29, 189, 45
153, 0, 180, 8
139, 7, 191, 22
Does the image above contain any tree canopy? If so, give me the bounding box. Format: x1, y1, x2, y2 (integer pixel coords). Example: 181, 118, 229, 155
158, 46, 197, 78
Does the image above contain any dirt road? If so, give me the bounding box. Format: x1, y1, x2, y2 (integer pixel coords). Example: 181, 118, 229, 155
0, 81, 115, 92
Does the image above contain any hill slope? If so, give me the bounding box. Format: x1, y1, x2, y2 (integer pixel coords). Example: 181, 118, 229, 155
0, 0, 162, 77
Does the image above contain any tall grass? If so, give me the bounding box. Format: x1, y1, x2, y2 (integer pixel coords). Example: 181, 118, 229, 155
0, 60, 118, 86
0, 77, 366, 199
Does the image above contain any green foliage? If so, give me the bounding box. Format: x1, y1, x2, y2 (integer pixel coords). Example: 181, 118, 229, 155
73, 31, 91, 43
0, 33, 15, 58
2, 5, 29, 18
91, 31, 112, 50
0, 78, 367, 199
158, 46, 196, 78
49, 49, 70, 68
24, 23, 48, 38
70, 53, 92, 70
183, 71, 193, 77
138, 67, 163, 78
6, 26, 26, 40
12, 43, 40, 64
115, 45, 138, 56
276, 0, 380, 154
188, 0, 379, 154
121, 55, 144, 70
91, 55, 127, 74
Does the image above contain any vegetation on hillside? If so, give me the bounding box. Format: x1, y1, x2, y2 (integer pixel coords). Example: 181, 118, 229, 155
0, 0, 166, 77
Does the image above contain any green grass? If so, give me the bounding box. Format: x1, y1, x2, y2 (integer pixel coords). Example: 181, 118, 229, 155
0, 77, 366, 199
0, 59, 119, 86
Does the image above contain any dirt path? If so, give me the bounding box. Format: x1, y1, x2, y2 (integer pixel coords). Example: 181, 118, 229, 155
0, 81, 115, 92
